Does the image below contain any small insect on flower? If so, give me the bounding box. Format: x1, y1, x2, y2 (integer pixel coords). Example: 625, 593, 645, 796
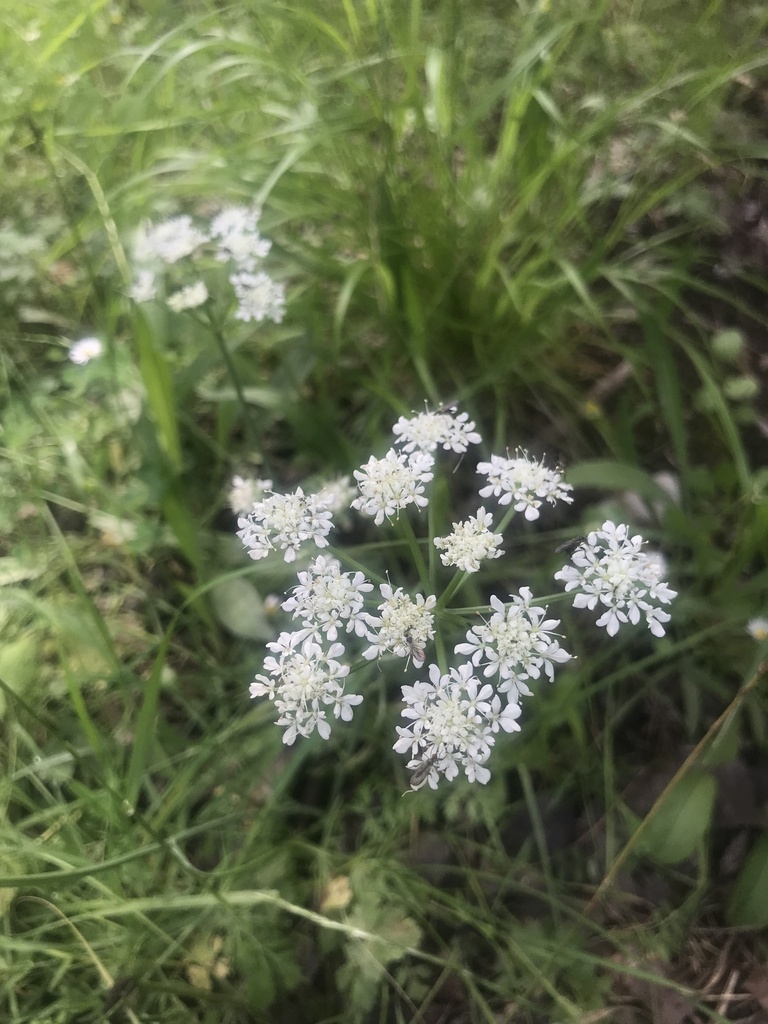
403, 630, 426, 669
408, 754, 438, 791
555, 536, 587, 556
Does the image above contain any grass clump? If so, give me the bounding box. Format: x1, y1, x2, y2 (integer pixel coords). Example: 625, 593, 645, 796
2, 0, 768, 1021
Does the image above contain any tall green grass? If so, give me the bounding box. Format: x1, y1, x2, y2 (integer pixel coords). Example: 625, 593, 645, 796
1, 0, 768, 1020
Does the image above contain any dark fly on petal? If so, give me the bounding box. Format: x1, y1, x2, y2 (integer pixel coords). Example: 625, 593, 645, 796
555, 536, 587, 557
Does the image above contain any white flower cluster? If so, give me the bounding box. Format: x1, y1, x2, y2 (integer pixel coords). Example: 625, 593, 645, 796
395, 663, 522, 789
362, 585, 436, 666
747, 617, 768, 641
477, 452, 573, 520
455, 588, 571, 699
128, 205, 285, 323
237, 405, 677, 788
255, 560, 436, 744
434, 507, 503, 573
314, 475, 358, 515
230, 270, 286, 324
554, 521, 677, 637
393, 408, 481, 453
167, 281, 209, 312
351, 449, 435, 525
133, 215, 207, 265
229, 475, 273, 516
282, 555, 373, 641
250, 632, 361, 745
237, 487, 333, 563
210, 206, 271, 271
68, 337, 103, 365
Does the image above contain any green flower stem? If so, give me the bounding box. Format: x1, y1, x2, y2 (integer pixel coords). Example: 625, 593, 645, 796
436, 568, 471, 611
203, 310, 259, 449
398, 513, 429, 591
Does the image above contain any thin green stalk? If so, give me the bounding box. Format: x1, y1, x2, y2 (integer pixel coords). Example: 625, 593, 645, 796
203, 310, 260, 450
587, 657, 767, 912
398, 512, 429, 590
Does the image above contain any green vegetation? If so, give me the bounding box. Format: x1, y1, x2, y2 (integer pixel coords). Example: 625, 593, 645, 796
2, 0, 768, 1020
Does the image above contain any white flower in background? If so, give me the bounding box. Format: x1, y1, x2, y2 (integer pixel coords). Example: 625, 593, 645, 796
394, 663, 522, 789
393, 408, 482, 453
477, 451, 573, 520
455, 587, 571, 699
622, 470, 681, 524
113, 387, 144, 426
167, 280, 208, 312
362, 585, 436, 665
90, 511, 138, 546
747, 617, 768, 641
315, 475, 358, 515
282, 555, 373, 641
228, 475, 273, 516
351, 449, 434, 525
434, 507, 504, 573
250, 630, 361, 745
554, 521, 677, 637
230, 270, 286, 323
643, 549, 669, 580
68, 337, 103, 365
133, 215, 207, 265
129, 269, 158, 303
210, 205, 271, 271
236, 487, 334, 562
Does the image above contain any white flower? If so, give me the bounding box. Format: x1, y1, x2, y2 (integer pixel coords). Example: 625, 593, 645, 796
477, 451, 573, 520
133, 216, 207, 265
394, 662, 522, 789
210, 205, 271, 271
68, 337, 103, 365
282, 555, 373, 641
315, 475, 358, 515
228, 475, 273, 516
167, 280, 208, 312
554, 521, 677, 637
392, 408, 482, 453
362, 585, 436, 665
351, 448, 434, 525
90, 511, 137, 545
250, 630, 361, 744
230, 270, 286, 323
747, 617, 768, 641
434, 507, 504, 573
129, 269, 158, 303
455, 587, 571, 699
236, 486, 334, 562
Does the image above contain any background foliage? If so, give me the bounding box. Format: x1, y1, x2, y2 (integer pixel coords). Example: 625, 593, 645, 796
2, 0, 768, 1021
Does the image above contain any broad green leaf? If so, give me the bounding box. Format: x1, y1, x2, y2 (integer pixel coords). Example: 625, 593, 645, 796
637, 770, 716, 865
727, 836, 768, 927
565, 460, 675, 506
0, 635, 39, 716
211, 578, 273, 641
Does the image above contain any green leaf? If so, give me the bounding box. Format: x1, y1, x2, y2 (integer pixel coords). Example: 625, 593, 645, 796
211, 578, 273, 641
637, 770, 716, 865
0, 635, 39, 716
727, 836, 768, 927
565, 460, 675, 506
133, 308, 182, 473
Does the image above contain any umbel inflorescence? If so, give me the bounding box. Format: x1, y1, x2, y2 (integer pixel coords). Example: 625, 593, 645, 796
128, 205, 286, 323
236, 407, 677, 791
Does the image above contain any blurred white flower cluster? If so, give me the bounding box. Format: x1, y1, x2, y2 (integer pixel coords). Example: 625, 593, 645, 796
68, 336, 103, 365
236, 405, 677, 789
128, 205, 285, 324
